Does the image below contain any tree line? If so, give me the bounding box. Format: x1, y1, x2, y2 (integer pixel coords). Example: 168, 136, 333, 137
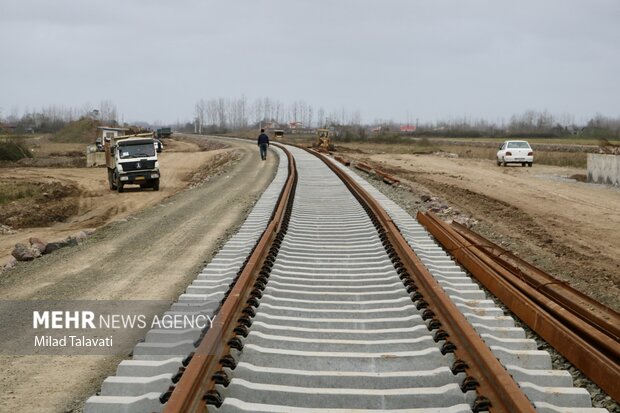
0, 101, 118, 134
192, 96, 363, 133
2, 98, 618, 140
190, 96, 619, 139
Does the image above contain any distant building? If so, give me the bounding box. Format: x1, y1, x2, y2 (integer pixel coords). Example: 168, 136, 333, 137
289, 121, 303, 129
400, 125, 416, 133
96, 126, 130, 150
0, 123, 17, 134
97, 126, 129, 141
263, 120, 280, 130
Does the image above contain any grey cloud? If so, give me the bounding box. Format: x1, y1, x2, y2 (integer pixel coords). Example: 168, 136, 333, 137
1, 0, 618, 124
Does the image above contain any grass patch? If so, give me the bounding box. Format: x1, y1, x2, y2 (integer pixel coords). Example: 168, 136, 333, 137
426, 136, 620, 146
0, 140, 33, 161
442, 145, 587, 168
533, 151, 587, 168
336, 141, 588, 168
0, 181, 41, 204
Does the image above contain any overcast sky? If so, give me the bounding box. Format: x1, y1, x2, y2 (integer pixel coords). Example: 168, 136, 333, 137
1, 0, 619, 125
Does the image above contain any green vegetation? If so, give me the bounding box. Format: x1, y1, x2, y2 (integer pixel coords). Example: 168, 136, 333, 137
0, 139, 33, 161
0, 181, 40, 204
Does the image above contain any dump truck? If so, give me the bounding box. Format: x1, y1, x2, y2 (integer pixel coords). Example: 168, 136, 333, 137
104, 134, 161, 192
156, 127, 172, 140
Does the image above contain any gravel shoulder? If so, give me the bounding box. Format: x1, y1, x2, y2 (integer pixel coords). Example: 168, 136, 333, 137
0, 136, 278, 412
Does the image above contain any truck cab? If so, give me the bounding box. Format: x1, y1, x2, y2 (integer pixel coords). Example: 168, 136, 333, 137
105, 136, 161, 192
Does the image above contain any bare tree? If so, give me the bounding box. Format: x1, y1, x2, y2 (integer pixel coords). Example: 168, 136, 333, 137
317, 108, 325, 128
351, 110, 362, 126
216, 98, 227, 129
308, 105, 314, 128
99, 100, 117, 124
194, 99, 206, 134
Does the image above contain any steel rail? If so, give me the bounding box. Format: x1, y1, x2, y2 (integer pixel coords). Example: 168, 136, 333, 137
451, 221, 620, 345
418, 211, 620, 402
162, 144, 297, 413
307, 149, 536, 413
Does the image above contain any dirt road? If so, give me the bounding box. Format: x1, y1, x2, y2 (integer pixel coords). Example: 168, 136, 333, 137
0, 137, 277, 412
346, 152, 620, 311
0, 138, 234, 266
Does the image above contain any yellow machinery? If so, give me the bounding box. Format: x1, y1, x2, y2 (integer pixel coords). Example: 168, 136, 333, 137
316, 128, 333, 153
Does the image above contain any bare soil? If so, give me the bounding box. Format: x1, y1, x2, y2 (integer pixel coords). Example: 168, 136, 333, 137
0, 180, 80, 227
343, 151, 620, 311
0, 136, 278, 412
0, 138, 228, 266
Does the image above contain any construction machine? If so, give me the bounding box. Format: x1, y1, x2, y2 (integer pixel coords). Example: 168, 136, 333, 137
315, 128, 334, 152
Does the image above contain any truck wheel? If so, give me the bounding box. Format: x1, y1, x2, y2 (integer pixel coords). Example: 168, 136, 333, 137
109, 170, 118, 190
116, 177, 124, 193
152, 179, 160, 191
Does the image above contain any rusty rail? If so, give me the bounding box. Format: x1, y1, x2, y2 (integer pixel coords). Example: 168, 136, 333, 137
309, 150, 536, 413
418, 211, 620, 402
451, 221, 620, 345
162, 144, 297, 413
334, 155, 351, 166
375, 170, 401, 185
351, 160, 400, 185
354, 161, 374, 174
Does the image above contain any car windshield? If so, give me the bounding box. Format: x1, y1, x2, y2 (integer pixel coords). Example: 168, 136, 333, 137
507, 142, 531, 149
118, 143, 155, 159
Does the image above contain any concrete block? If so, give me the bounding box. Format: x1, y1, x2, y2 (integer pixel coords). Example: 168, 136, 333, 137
101, 373, 172, 396
116, 358, 183, 377
84, 393, 162, 413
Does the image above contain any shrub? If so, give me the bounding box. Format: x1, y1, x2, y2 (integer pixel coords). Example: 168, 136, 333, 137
0, 140, 33, 161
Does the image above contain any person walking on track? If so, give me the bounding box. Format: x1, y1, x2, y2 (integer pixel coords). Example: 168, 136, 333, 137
257, 128, 270, 161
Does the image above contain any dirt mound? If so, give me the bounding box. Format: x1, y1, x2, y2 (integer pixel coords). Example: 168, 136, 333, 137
186, 150, 239, 188
53, 118, 100, 143
0, 181, 80, 228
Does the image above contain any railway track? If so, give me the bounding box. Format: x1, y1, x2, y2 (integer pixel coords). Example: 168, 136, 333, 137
417, 213, 620, 402
86, 143, 612, 413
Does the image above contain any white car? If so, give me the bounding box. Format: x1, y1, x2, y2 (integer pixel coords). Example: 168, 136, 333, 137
497, 140, 533, 167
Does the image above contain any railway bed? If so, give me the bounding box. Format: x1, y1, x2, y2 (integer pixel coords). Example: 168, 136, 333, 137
85, 143, 612, 413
